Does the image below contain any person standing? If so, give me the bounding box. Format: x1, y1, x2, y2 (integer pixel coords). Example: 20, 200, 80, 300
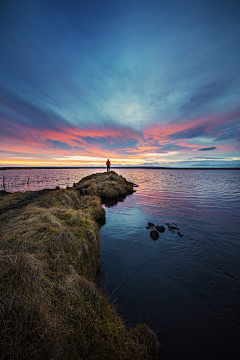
106, 159, 111, 172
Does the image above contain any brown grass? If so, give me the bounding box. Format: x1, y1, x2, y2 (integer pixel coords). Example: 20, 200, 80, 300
74, 171, 134, 199
0, 172, 162, 359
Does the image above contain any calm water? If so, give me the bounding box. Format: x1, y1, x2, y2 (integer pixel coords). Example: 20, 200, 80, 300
0, 168, 107, 192
1, 168, 240, 360
99, 169, 240, 360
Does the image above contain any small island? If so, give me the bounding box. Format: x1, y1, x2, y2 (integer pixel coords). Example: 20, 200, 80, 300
0, 171, 162, 360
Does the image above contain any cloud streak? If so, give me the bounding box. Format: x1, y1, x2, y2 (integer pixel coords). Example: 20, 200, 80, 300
198, 147, 217, 151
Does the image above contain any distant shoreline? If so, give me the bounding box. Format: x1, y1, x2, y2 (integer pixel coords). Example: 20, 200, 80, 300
0, 166, 239, 171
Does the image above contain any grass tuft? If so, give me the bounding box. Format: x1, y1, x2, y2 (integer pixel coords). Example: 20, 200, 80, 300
75, 171, 134, 200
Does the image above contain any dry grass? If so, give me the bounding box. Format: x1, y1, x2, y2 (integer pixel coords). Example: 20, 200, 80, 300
74, 171, 134, 199
0, 172, 162, 359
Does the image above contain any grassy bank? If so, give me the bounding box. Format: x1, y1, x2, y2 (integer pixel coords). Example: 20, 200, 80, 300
0, 171, 162, 359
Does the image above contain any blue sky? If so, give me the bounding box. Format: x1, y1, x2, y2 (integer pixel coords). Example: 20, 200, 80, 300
0, 0, 240, 167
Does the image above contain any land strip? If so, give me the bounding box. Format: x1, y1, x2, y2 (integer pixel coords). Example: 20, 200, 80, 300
0, 171, 162, 360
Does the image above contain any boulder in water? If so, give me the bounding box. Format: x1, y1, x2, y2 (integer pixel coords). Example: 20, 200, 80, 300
155, 225, 165, 233
147, 222, 155, 228
150, 229, 159, 240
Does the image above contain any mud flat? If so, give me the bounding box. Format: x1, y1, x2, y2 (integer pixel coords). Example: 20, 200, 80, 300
0, 171, 162, 360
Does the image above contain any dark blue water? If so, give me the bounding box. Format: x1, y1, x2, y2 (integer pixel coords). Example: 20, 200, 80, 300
99, 169, 240, 360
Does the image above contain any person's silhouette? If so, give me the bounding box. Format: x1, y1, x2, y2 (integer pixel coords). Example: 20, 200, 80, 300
106, 159, 111, 172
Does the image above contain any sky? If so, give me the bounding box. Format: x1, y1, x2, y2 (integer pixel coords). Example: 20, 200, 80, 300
0, 0, 240, 168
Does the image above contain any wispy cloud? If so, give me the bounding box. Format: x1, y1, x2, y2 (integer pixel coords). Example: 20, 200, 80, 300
179, 80, 232, 116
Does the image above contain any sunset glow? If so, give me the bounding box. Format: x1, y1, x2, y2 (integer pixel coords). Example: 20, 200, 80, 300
1, 0, 239, 168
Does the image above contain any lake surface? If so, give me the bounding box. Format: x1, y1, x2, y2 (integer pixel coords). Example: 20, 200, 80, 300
0, 168, 106, 192
1, 168, 240, 360
99, 169, 240, 360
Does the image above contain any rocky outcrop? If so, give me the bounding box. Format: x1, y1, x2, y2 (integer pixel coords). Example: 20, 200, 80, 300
74, 171, 134, 200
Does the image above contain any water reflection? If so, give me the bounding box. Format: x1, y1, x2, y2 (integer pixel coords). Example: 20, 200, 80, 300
0, 168, 106, 193
102, 193, 134, 208
100, 169, 240, 360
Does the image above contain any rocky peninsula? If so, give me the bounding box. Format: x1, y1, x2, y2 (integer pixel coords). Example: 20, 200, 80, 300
0, 171, 162, 360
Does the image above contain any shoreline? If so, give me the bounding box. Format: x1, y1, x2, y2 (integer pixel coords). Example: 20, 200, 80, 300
1, 166, 240, 171
0, 171, 162, 359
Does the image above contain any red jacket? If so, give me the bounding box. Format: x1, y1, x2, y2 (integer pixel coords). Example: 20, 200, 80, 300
106, 160, 111, 166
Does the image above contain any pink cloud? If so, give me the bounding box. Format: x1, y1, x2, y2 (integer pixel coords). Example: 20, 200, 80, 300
143, 109, 240, 143
0, 119, 140, 156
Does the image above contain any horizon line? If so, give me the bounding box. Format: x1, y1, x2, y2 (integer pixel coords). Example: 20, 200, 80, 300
1, 166, 239, 171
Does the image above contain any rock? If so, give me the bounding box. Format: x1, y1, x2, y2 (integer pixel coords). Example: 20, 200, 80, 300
150, 230, 159, 240
148, 222, 155, 228
165, 222, 179, 231
177, 232, 183, 237
130, 182, 139, 187
169, 226, 179, 231
155, 225, 165, 233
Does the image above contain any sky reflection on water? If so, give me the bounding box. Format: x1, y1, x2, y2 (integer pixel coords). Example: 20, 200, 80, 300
100, 169, 240, 360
